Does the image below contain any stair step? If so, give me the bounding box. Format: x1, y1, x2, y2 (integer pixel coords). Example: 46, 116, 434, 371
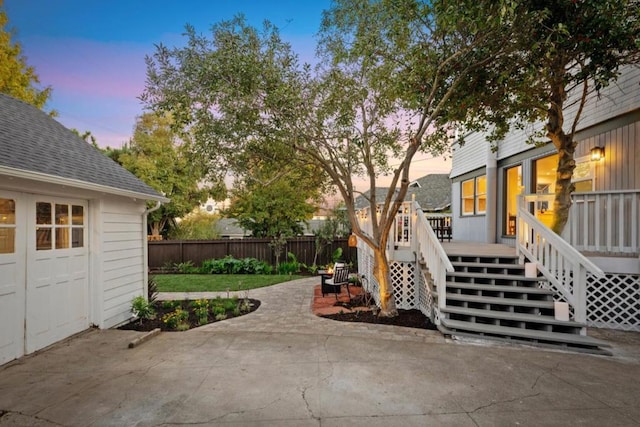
446, 282, 553, 295
441, 307, 582, 328
451, 261, 526, 270
440, 318, 610, 348
447, 271, 545, 282
437, 325, 611, 355
445, 293, 555, 309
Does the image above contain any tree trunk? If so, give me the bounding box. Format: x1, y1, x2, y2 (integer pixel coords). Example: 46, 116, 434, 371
546, 73, 576, 236
550, 134, 576, 234
149, 222, 161, 236
373, 247, 398, 317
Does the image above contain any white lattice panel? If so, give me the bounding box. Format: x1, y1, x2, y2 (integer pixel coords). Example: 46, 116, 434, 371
390, 262, 417, 309
587, 273, 640, 331
416, 266, 435, 321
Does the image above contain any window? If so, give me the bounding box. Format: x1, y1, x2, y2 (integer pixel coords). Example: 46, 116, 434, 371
504, 165, 522, 236
0, 198, 16, 254
461, 175, 487, 216
36, 202, 85, 250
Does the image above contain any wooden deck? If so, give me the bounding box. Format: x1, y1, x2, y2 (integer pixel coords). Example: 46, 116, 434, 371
442, 241, 517, 257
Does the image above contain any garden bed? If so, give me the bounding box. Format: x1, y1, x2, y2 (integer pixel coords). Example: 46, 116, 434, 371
118, 298, 260, 332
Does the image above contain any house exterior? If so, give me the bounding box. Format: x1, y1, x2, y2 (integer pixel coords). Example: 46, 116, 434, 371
0, 94, 168, 365
448, 65, 639, 331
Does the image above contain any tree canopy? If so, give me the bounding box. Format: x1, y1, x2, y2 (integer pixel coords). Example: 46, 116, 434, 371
119, 112, 220, 236
0, 1, 54, 113
141, 2, 530, 315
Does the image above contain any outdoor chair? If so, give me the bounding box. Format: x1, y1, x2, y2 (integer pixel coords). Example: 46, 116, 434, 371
322, 263, 350, 300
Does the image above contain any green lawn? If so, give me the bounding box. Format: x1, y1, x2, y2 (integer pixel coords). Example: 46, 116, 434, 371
152, 274, 305, 293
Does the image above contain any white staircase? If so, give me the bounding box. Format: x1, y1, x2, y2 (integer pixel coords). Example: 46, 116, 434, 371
436, 253, 610, 355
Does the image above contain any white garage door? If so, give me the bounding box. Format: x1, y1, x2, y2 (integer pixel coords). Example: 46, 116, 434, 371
26, 195, 89, 353
0, 191, 26, 365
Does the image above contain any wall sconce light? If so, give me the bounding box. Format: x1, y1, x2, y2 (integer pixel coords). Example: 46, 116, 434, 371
590, 146, 604, 161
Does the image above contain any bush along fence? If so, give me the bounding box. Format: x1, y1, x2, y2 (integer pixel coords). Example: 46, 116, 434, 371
148, 236, 357, 272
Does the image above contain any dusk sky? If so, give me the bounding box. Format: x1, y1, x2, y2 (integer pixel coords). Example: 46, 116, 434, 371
4, 0, 450, 183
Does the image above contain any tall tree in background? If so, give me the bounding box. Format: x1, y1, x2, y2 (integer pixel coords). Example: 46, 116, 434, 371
460, 0, 640, 234
142, 3, 518, 316
0, 0, 54, 113
119, 112, 218, 236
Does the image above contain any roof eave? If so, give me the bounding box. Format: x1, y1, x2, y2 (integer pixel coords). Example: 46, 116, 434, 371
0, 166, 170, 203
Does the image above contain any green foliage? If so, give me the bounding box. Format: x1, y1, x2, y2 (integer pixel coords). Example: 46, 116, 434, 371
162, 308, 189, 330
148, 276, 159, 304
161, 300, 181, 310
332, 247, 343, 263
277, 252, 300, 275
168, 211, 221, 240
118, 112, 222, 237
199, 256, 272, 275
131, 296, 156, 324
190, 299, 210, 326
0, 3, 54, 114
174, 260, 197, 274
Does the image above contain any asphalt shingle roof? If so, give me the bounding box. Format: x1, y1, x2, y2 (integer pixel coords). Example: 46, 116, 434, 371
0, 93, 164, 200
355, 173, 451, 211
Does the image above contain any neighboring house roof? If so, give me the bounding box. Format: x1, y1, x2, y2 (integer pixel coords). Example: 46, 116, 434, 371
216, 218, 251, 238
0, 94, 167, 202
355, 173, 451, 211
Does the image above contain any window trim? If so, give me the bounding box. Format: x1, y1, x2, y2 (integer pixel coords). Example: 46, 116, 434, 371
460, 175, 487, 216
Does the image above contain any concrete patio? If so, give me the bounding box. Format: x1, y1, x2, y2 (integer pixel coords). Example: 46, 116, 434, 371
1, 277, 639, 426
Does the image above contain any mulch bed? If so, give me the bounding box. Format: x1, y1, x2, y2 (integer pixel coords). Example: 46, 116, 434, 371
320, 293, 438, 330
118, 298, 261, 332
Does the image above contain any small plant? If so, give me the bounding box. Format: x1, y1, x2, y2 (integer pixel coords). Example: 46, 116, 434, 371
131, 296, 156, 325
212, 305, 227, 320
332, 247, 343, 263
147, 276, 159, 303
174, 260, 197, 274
277, 252, 300, 275
191, 299, 210, 326
161, 300, 181, 310
162, 308, 189, 330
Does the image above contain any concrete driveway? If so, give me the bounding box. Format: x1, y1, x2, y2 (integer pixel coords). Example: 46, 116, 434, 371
1, 278, 639, 426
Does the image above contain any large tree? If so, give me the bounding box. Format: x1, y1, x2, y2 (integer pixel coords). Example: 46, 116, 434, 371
119, 112, 219, 236
462, 0, 640, 234
0, 1, 53, 113
142, 2, 518, 316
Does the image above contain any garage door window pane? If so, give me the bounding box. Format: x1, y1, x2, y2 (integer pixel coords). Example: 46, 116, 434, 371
37, 228, 52, 250
0, 199, 15, 224
56, 204, 69, 225
37, 202, 52, 225
72, 228, 84, 248
56, 228, 69, 249
72, 205, 84, 225
0, 229, 15, 254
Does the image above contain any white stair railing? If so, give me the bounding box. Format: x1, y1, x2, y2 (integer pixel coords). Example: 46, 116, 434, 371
517, 196, 605, 324
413, 202, 454, 323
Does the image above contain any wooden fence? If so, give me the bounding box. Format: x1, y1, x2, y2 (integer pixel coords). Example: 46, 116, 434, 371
148, 237, 357, 270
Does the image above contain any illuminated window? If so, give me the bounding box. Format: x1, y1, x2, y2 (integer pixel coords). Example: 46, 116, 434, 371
504, 165, 522, 235
0, 198, 16, 254
461, 175, 487, 216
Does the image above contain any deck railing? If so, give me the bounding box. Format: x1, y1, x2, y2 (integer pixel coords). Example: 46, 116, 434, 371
566, 190, 640, 255
413, 203, 454, 320
517, 195, 605, 324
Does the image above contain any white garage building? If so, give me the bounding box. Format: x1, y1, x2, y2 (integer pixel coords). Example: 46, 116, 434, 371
0, 94, 168, 365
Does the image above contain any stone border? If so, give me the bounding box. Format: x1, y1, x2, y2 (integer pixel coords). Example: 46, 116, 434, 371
128, 328, 161, 348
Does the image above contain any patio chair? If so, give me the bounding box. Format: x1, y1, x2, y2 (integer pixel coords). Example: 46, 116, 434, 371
323, 263, 350, 300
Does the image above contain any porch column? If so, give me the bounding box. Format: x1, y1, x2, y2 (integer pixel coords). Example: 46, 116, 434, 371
486, 148, 498, 243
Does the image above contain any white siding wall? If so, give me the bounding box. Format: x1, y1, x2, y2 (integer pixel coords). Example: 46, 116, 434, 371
451, 181, 488, 242
450, 131, 490, 178
101, 197, 147, 328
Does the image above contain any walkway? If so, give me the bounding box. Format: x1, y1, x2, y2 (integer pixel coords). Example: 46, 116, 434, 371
0, 278, 639, 426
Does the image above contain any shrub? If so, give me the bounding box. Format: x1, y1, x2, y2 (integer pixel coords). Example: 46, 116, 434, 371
161, 300, 181, 310
191, 299, 210, 326
162, 308, 189, 330
277, 252, 300, 275
168, 211, 221, 240
147, 276, 159, 303
131, 296, 156, 324
199, 256, 272, 275
174, 260, 197, 274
